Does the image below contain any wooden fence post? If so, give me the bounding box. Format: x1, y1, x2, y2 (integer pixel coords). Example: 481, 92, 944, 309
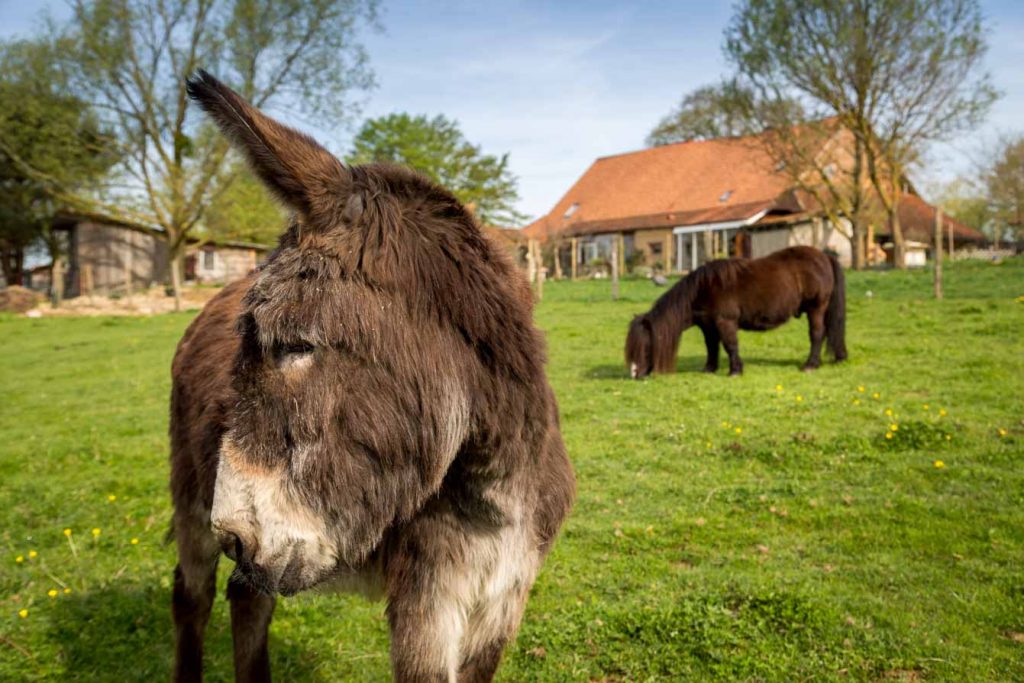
611, 233, 620, 300
570, 237, 578, 280
933, 209, 943, 300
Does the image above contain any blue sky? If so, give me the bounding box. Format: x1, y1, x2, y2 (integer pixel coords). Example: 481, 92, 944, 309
3, 0, 1022, 223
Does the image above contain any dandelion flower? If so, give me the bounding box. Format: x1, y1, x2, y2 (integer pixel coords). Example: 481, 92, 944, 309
934, 460, 946, 469
939, 409, 947, 417
872, 392, 880, 399
107, 494, 116, 502
91, 528, 101, 537
63, 588, 72, 595
884, 408, 894, 417
795, 395, 804, 402
885, 432, 894, 440
998, 428, 1008, 437
18, 609, 28, 618
857, 386, 865, 393
734, 427, 742, 435
945, 435, 952, 441
48, 589, 58, 598
890, 424, 899, 432
923, 404, 930, 410
705, 441, 712, 449
28, 550, 37, 559
63, 528, 72, 537
130, 538, 139, 545
775, 384, 783, 392
15, 555, 24, 563
721, 421, 730, 428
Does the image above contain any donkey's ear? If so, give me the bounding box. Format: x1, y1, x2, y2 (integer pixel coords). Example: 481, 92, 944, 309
186, 69, 349, 222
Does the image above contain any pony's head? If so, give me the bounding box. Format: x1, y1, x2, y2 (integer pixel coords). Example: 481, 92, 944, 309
625, 314, 654, 379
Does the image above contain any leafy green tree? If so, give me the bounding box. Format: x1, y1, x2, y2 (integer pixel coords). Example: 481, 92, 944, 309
0, 37, 116, 287
932, 177, 992, 238
646, 80, 757, 147
15, 0, 378, 308
201, 162, 286, 246
985, 135, 1024, 245
346, 113, 524, 226
726, 0, 997, 269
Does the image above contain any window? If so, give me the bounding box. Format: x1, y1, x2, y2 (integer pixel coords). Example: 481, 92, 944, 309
203, 250, 215, 270
650, 242, 663, 255
563, 202, 579, 219
719, 190, 733, 202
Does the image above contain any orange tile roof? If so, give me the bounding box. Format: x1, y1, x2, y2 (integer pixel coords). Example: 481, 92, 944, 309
890, 193, 985, 244
525, 132, 800, 240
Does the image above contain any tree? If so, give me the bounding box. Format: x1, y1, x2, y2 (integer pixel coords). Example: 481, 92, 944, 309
646, 81, 757, 147
726, 0, 997, 268
12, 0, 378, 309
985, 134, 1024, 245
201, 162, 286, 246
932, 177, 992, 237
0, 37, 116, 288
346, 113, 524, 227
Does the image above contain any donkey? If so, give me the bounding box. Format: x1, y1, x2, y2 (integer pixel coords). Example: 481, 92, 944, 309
625, 246, 847, 378
169, 70, 575, 683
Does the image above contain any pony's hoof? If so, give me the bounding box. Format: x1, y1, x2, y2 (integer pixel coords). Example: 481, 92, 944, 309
801, 364, 819, 372
729, 370, 743, 377
703, 367, 717, 374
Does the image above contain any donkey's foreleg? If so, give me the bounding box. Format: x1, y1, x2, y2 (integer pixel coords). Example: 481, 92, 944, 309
700, 325, 720, 373
457, 582, 530, 683
172, 512, 220, 683
802, 305, 827, 371
227, 574, 276, 683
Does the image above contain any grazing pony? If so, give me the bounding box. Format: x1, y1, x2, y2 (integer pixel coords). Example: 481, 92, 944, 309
625, 246, 847, 378
170, 71, 575, 683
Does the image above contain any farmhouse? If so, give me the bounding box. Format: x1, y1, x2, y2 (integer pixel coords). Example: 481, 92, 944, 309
40, 213, 271, 297
523, 129, 984, 274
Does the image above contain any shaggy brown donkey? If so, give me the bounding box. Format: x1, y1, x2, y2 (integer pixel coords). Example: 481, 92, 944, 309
170, 71, 574, 683
625, 246, 847, 378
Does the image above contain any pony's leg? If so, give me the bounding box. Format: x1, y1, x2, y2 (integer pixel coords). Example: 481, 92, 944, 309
802, 304, 827, 371
716, 319, 743, 375
227, 573, 276, 682
172, 511, 220, 683
701, 326, 720, 373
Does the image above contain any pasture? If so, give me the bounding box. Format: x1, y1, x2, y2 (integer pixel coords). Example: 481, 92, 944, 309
1, 258, 1022, 681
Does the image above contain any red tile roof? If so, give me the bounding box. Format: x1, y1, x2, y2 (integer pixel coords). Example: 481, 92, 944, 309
523, 132, 800, 240
889, 193, 985, 244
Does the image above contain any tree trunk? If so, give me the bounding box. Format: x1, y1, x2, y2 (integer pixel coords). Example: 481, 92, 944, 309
891, 209, 907, 269
933, 209, 943, 300
51, 257, 64, 308
170, 249, 183, 312
850, 217, 866, 270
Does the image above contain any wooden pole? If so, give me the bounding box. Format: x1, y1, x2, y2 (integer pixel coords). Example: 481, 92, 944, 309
947, 219, 954, 262
553, 240, 563, 280
82, 264, 93, 296
617, 233, 625, 275
610, 234, 620, 300
527, 238, 537, 284
663, 233, 671, 274
933, 208, 943, 300
570, 237, 578, 280
866, 223, 875, 266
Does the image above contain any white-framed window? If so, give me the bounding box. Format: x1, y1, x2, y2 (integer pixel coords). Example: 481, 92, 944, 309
203, 250, 215, 270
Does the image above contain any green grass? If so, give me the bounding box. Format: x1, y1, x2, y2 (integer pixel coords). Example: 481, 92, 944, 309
2, 258, 1023, 681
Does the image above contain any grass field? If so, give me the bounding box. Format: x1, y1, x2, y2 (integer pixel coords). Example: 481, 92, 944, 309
1, 258, 1022, 681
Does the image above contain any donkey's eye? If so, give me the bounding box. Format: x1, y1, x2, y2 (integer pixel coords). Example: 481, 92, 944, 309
272, 341, 315, 367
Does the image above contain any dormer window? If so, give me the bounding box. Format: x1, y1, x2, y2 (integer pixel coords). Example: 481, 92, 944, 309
563, 202, 579, 219
719, 190, 733, 202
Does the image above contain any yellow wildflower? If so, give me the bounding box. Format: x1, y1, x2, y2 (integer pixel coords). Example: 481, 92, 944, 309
131, 538, 139, 545
890, 424, 899, 431
63, 528, 72, 536
721, 421, 730, 428
15, 555, 24, 563
28, 550, 37, 559
945, 435, 952, 441
885, 432, 893, 440
18, 609, 28, 618
91, 528, 101, 537
998, 428, 1008, 437
775, 384, 783, 392
795, 395, 804, 402
48, 589, 58, 598
923, 404, 930, 410
934, 460, 946, 469
872, 392, 881, 399
705, 441, 712, 449
853, 398, 861, 405
734, 427, 742, 434
939, 409, 947, 417
63, 588, 72, 595
857, 386, 865, 393
107, 494, 117, 502
884, 408, 894, 417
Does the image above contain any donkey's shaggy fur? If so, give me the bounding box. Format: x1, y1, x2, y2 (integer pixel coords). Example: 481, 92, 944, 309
625, 246, 847, 377
170, 71, 574, 683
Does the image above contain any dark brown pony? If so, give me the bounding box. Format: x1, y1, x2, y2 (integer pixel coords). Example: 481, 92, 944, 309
625, 246, 847, 377
170, 71, 574, 683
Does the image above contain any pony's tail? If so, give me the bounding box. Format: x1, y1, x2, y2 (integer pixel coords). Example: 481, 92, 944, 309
825, 253, 848, 361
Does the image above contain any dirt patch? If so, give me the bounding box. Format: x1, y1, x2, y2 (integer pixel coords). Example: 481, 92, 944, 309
25, 286, 222, 317
0, 286, 44, 314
